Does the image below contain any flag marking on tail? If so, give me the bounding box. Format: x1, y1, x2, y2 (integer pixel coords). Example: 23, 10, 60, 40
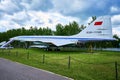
94, 21, 103, 26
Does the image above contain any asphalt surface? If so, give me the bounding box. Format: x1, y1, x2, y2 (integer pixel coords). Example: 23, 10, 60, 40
0, 58, 72, 80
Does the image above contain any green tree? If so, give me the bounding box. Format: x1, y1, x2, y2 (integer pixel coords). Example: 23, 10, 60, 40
55, 23, 65, 35
113, 34, 120, 47
88, 16, 96, 25
70, 21, 81, 35
55, 21, 81, 36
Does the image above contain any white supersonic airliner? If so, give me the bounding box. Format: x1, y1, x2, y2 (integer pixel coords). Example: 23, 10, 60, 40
0, 16, 115, 50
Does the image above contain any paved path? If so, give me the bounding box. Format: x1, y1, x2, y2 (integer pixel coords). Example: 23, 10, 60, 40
0, 58, 72, 80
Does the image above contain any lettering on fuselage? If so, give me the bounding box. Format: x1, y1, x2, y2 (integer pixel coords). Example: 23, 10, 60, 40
97, 28, 108, 30
86, 31, 102, 34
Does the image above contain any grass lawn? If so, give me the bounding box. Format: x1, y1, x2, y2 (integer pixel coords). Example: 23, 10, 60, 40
0, 48, 120, 80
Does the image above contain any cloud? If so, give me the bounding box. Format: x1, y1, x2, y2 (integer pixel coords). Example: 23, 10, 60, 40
21, 0, 53, 11
0, 10, 80, 32
0, 0, 120, 34
110, 6, 120, 13
111, 15, 120, 37
111, 14, 120, 26
0, 0, 22, 14
113, 27, 120, 37
50, 0, 108, 17
84, 17, 92, 25
51, 0, 89, 14
24, 11, 80, 30
0, 20, 21, 32
12, 10, 30, 25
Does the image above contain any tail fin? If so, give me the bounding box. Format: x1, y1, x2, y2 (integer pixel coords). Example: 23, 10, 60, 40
75, 16, 113, 39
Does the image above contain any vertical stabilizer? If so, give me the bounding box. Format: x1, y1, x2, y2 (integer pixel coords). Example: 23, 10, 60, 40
74, 16, 113, 39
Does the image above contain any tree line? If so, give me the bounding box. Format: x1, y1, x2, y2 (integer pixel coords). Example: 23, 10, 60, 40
0, 21, 85, 42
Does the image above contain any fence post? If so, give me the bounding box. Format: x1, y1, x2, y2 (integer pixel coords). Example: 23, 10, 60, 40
68, 56, 71, 69
27, 52, 29, 59
43, 54, 45, 64
115, 61, 118, 80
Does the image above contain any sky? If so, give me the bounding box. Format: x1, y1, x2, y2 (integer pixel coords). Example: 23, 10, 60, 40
0, 0, 120, 37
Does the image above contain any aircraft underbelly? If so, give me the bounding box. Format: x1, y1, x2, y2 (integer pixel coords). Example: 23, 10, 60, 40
39, 39, 77, 46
